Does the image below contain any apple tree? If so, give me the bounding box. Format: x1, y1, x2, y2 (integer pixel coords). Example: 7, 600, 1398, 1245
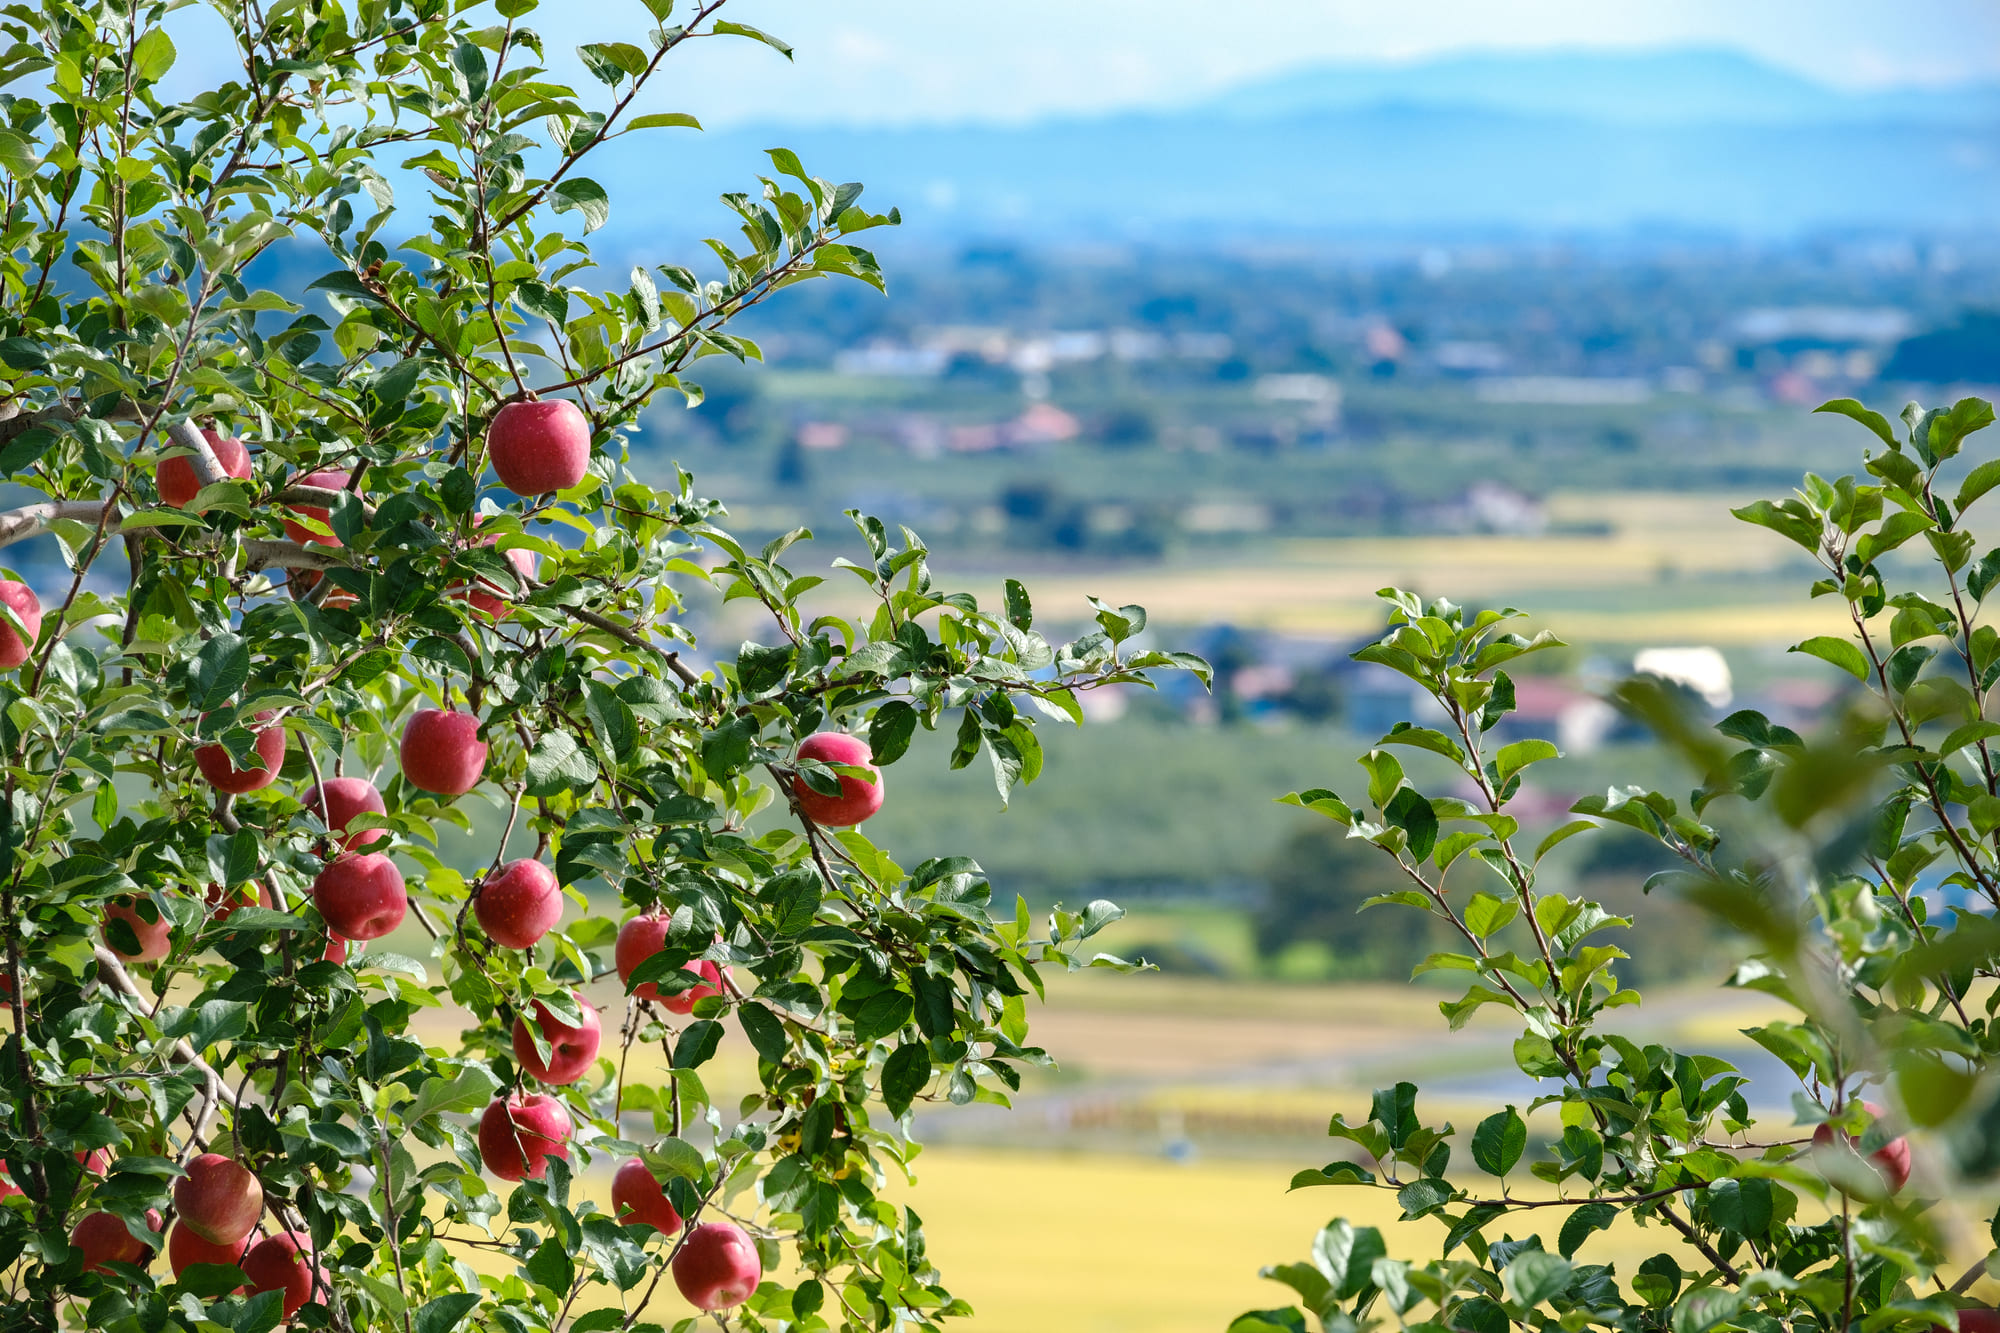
1236, 398, 2000, 1333
0, 2, 1208, 1330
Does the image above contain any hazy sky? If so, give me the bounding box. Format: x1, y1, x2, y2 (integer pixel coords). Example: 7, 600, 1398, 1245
530, 0, 2000, 128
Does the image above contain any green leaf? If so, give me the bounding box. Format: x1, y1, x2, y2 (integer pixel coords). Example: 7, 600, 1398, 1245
550, 177, 610, 232
868, 700, 918, 764
1927, 396, 1996, 461
673, 1019, 724, 1069
1558, 1202, 1615, 1258
1813, 397, 1899, 450
1464, 893, 1517, 939
414, 1293, 482, 1333
131, 29, 176, 82
1471, 1106, 1525, 1176
525, 1237, 573, 1294
1313, 1220, 1385, 1300
880, 1043, 932, 1117
1502, 1250, 1572, 1309
627, 112, 702, 131
1493, 739, 1558, 785
1789, 635, 1870, 682
1383, 787, 1437, 861
714, 20, 794, 59
738, 1003, 787, 1063
1731, 499, 1820, 552
405, 1065, 499, 1124
524, 730, 598, 796
187, 634, 249, 709
1706, 1178, 1772, 1238
1959, 459, 2000, 515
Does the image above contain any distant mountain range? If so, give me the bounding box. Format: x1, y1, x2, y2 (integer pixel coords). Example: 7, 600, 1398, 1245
587, 46, 2000, 244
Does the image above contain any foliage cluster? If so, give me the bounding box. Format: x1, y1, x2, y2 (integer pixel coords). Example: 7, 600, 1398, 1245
1243, 396, 2000, 1333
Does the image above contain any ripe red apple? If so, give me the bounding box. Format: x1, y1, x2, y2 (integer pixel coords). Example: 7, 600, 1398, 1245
0, 580, 43, 670
476, 859, 562, 949
71, 1208, 161, 1275
303, 776, 387, 850
455, 534, 539, 621
167, 1221, 249, 1284
477, 1092, 572, 1182
1952, 1312, 2000, 1333
206, 880, 275, 922
242, 1230, 323, 1317
312, 853, 406, 940
611, 1157, 683, 1234
1813, 1099, 1912, 1194
0, 1149, 109, 1199
194, 711, 287, 794
671, 1220, 762, 1310
400, 708, 487, 795
174, 1153, 263, 1246
487, 399, 591, 496
281, 468, 351, 546
511, 993, 602, 1085
157, 429, 251, 509
792, 732, 885, 827
103, 899, 172, 963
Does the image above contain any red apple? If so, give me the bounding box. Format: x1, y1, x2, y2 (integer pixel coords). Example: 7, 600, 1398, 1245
476, 859, 562, 949
1951, 1313, 2000, 1333
611, 1157, 683, 1235
303, 776, 387, 850
281, 468, 351, 546
194, 711, 287, 795
477, 1092, 572, 1182
103, 899, 172, 963
511, 993, 601, 1085
312, 852, 406, 940
242, 1230, 324, 1317
167, 1221, 249, 1284
1, 1149, 109, 1200
454, 533, 539, 622
671, 1220, 762, 1311
157, 429, 251, 509
71, 1208, 161, 1275
206, 880, 275, 922
0, 580, 42, 670
1813, 1099, 1912, 1194
792, 732, 884, 827
400, 709, 487, 796
487, 399, 591, 496
174, 1153, 263, 1246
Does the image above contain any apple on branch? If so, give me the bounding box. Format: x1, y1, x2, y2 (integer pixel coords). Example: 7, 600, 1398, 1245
242, 1230, 325, 1317
487, 399, 591, 496
672, 1220, 763, 1310
173, 1153, 263, 1247
303, 776, 387, 850
401, 708, 487, 796
156, 428, 249, 509
792, 732, 885, 827
70, 1209, 161, 1276
0, 580, 43, 670
611, 1157, 684, 1235
312, 853, 407, 941
475, 859, 562, 949
511, 992, 602, 1085
193, 711, 286, 795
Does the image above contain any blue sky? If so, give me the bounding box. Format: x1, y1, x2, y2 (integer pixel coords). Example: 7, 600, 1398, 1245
530, 0, 2000, 128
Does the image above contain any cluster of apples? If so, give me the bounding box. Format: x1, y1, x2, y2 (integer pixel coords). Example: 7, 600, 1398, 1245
42, 1149, 322, 1316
